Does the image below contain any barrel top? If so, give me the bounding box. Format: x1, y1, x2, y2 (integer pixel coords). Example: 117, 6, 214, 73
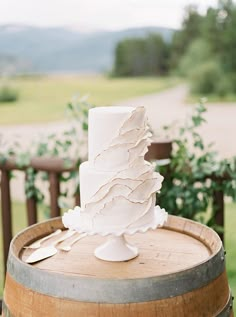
14, 215, 221, 280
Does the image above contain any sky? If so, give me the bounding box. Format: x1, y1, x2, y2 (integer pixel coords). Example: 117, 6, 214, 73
0, 0, 220, 31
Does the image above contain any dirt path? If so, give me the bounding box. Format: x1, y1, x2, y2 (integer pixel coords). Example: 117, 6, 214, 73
1, 84, 236, 201
1, 84, 236, 158
116, 84, 189, 134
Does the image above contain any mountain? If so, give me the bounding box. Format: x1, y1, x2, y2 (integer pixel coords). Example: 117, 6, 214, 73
0, 25, 174, 74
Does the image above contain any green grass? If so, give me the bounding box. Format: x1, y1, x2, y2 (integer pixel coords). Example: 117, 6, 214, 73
0, 75, 179, 125
0, 201, 235, 314
225, 203, 236, 300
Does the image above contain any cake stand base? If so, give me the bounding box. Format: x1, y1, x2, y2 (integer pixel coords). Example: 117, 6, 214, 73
94, 234, 138, 262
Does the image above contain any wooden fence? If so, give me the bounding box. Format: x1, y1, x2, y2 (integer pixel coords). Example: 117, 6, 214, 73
0, 157, 80, 273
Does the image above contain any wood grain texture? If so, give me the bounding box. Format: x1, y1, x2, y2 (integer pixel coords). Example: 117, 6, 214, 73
1, 170, 12, 274
17, 215, 220, 279
21, 225, 211, 278
49, 172, 61, 218
3, 215, 233, 316
3, 272, 231, 317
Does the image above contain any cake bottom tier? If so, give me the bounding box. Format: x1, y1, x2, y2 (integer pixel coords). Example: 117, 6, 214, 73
78, 161, 158, 234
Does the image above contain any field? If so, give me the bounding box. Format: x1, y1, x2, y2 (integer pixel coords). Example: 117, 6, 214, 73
0, 75, 179, 125
0, 202, 235, 314
225, 203, 236, 297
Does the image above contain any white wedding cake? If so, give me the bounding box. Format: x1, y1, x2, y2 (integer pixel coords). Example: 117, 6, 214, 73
63, 106, 167, 235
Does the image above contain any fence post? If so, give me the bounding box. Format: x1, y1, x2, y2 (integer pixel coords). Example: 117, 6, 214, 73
212, 182, 224, 243
1, 170, 12, 274
49, 172, 61, 218
75, 193, 80, 207
25, 172, 38, 226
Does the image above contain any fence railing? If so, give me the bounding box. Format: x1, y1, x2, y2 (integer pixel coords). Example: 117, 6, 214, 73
0, 157, 80, 273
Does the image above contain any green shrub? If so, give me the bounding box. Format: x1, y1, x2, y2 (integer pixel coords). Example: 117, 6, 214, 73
215, 76, 233, 97
190, 60, 222, 94
228, 73, 236, 94
178, 38, 212, 77
157, 101, 236, 229
0, 85, 19, 103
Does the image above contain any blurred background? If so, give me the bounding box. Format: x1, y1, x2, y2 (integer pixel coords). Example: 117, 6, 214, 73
0, 0, 235, 310
1, 0, 236, 155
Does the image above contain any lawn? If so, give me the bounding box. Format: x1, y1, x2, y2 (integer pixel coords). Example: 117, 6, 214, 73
0, 201, 235, 314
0, 75, 179, 125
225, 202, 236, 298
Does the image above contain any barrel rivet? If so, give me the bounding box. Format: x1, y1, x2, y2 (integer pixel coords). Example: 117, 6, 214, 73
232, 295, 234, 301
224, 250, 227, 255
229, 303, 233, 310
221, 256, 225, 261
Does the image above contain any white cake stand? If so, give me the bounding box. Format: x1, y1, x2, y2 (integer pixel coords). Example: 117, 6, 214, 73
94, 234, 138, 261
63, 205, 167, 262
94, 206, 167, 261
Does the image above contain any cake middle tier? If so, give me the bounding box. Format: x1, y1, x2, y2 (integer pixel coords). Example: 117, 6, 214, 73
79, 161, 163, 233
80, 161, 117, 209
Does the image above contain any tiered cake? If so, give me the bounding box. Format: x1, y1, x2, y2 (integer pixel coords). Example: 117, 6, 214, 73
63, 106, 167, 238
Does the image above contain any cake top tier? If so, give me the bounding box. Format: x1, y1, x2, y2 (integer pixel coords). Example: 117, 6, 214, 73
88, 106, 151, 171
89, 106, 134, 162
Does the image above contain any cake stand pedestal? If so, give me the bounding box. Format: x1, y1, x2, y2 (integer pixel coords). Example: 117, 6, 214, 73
94, 234, 138, 261
62, 205, 167, 262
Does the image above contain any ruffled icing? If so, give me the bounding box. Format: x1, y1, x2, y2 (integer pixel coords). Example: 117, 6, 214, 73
62, 106, 167, 234
93, 107, 152, 171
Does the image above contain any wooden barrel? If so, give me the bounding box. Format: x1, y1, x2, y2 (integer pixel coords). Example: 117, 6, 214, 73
2, 215, 233, 317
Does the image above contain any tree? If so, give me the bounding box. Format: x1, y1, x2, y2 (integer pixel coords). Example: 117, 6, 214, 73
113, 33, 170, 77
171, 0, 236, 96
177, 38, 212, 77
170, 5, 203, 69
113, 38, 146, 76
145, 34, 170, 75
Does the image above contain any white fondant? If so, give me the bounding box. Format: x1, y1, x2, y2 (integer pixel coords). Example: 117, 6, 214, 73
62, 105, 167, 243
94, 142, 135, 171
88, 106, 134, 163
87, 179, 142, 205
110, 127, 148, 147
128, 178, 162, 202
120, 106, 146, 133
83, 195, 154, 233
79, 161, 116, 209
